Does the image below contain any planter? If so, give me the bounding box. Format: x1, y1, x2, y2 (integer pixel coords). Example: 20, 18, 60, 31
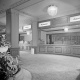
8, 77, 14, 80
14, 68, 32, 80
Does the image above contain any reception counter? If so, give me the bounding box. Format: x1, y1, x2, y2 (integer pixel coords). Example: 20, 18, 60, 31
37, 44, 80, 57
19, 43, 31, 51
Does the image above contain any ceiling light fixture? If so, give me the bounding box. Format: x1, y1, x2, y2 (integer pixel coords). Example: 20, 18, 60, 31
47, 5, 58, 16
64, 27, 68, 32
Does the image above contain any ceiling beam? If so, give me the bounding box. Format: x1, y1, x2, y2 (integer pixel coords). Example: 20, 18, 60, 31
0, 0, 30, 14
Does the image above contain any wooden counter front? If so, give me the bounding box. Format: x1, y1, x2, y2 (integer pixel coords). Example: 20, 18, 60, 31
37, 44, 80, 57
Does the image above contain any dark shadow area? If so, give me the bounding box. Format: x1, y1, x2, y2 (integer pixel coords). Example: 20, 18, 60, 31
76, 70, 80, 80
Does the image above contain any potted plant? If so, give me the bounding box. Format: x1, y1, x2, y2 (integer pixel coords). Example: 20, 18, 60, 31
0, 52, 20, 80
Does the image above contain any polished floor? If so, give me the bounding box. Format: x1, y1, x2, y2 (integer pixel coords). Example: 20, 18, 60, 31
19, 51, 80, 80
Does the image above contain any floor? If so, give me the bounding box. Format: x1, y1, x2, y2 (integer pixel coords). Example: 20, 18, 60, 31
19, 51, 80, 80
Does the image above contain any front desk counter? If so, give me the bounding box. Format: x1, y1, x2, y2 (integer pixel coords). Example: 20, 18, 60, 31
37, 44, 80, 57
19, 43, 31, 51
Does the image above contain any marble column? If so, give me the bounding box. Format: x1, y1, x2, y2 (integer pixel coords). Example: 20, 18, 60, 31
31, 20, 38, 54
6, 9, 19, 58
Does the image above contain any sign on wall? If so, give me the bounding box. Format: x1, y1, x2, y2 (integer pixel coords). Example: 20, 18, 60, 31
70, 15, 80, 22
39, 21, 51, 27
23, 25, 31, 30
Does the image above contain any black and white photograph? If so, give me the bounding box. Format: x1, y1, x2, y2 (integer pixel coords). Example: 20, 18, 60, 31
0, 0, 80, 80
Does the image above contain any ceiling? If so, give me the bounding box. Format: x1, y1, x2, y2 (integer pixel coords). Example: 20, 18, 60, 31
0, 0, 80, 32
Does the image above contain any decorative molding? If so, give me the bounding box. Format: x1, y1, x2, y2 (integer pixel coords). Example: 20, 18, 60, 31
0, 0, 30, 14
39, 46, 45, 52
73, 47, 80, 55
10, 0, 30, 9
47, 46, 53, 52
63, 47, 71, 54
46, 28, 80, 33
55, 47, 62, 53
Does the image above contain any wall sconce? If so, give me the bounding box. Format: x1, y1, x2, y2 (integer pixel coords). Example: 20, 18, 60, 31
47, 5, 58, 16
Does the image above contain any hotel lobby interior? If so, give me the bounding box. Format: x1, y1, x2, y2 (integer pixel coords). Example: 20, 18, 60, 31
0, 0, 80, 80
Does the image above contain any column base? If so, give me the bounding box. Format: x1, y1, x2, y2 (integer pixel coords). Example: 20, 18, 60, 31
10, 48, 19, 58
